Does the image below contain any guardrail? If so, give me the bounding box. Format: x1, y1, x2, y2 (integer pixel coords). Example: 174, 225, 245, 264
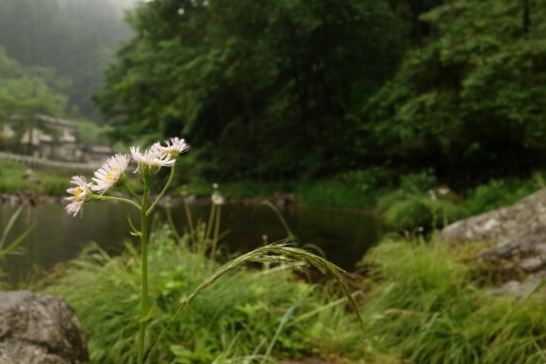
0, 152, 101, 170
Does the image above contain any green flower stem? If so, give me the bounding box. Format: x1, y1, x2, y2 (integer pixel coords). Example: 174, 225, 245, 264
92, 195, 141, 211
147, 166, 176, 216
123, 180, 142, 204
138, 182, 150, 364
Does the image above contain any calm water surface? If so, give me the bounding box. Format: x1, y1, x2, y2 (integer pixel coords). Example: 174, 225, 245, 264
1, 201, 382, 282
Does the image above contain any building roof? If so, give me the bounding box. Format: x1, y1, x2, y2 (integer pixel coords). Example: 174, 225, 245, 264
36, 114, 77, 129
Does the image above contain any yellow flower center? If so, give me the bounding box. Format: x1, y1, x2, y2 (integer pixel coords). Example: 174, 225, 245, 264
106, 168, 120, 181
74, 187, 85, 202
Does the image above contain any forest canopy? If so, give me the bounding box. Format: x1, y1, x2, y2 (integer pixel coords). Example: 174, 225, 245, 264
2, 0, 545, 187
97, 0, 546, 185
95, 0, 410, 180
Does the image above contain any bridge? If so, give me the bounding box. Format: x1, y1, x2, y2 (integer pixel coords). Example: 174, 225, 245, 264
0, 152, 102, 170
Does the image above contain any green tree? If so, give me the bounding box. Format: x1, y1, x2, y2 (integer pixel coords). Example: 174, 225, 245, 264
0, 46, 67, 152
96, 0, 406, 180
361, 0, 546, 185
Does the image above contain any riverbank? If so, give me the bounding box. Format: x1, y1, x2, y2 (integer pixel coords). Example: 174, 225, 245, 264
4, 159, 545, 362
36, 222, 546, 364
1, 157, 543, 230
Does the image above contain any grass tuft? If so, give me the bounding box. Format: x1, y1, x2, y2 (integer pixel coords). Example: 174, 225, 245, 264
360, 239, 546, 364
45, 226, 367, 364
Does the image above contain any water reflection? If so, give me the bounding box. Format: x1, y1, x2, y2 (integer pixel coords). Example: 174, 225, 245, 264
1, 201, 381, 282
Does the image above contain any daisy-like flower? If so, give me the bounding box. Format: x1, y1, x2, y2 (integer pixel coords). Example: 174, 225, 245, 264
91, 153, 130, 194
65, 175, 93, 217
131, 145, 176, 174
152, 137, 190, 159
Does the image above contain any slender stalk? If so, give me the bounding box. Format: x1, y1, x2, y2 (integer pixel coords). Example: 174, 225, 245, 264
181, 194, 195, 246
138, 184, 150, 364
211, 204, 221, 259
147, 166, 176, 216
165, 201, 181, 242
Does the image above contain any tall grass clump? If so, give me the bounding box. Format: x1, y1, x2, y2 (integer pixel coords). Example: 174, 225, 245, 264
46, 227, 367, 363
375, 170, 467, 233
360, 239, 546, 364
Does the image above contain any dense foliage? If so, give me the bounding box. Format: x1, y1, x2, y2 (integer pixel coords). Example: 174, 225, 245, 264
362, 0, 546, 185
95, 0, 408, 180
1, 0, 544, 195
95, 0, 546, 188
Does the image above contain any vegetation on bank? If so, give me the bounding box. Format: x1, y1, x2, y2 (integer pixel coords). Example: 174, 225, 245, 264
38, 215, 546, 363
2, 153, 545, 363
0, 158, 542, 220
359, 239, 546, 364
44, 227, 369, 364
0, 160, 72, 196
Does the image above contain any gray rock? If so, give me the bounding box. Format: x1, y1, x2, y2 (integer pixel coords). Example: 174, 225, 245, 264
439, 189, 546, 259
440, 189, 546, 244
0, 291, 88, 364
438, 188, 546, 296
488, 271, 546, 298
519, 256, 545, 272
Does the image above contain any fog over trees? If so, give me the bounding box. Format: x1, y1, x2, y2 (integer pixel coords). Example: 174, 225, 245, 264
0, 0, 133, 121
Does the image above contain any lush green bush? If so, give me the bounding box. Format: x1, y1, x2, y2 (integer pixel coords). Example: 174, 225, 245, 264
45, 227, 366, 364
376, 170, 467, 234
464, 177, 540, 215
360, 239, 546, 364
377, 191, 467, 233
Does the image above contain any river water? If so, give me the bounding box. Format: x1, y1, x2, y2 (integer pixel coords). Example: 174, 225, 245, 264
0, 201, 381, 283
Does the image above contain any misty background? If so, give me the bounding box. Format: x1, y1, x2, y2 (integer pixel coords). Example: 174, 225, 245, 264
0, 0, 137, 121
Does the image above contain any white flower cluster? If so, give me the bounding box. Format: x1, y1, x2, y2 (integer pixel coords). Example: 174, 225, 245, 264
65, 137, 189, 216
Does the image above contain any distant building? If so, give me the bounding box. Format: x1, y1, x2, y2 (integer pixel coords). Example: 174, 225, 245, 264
19, 114, 81, 161
0, 114, 115, 164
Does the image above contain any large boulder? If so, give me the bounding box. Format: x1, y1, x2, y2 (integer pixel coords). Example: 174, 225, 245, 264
0, 291, 88, 364
438, 189, 546, 297
439, 188, 546, 272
